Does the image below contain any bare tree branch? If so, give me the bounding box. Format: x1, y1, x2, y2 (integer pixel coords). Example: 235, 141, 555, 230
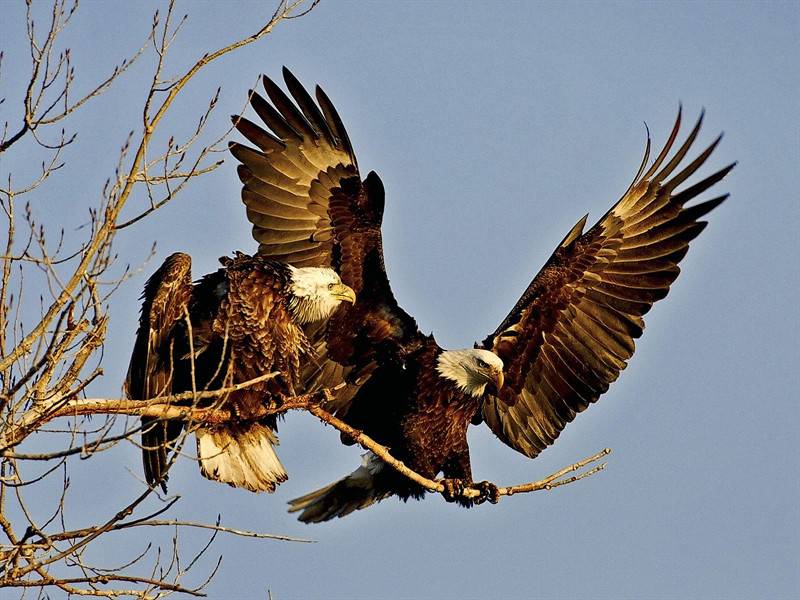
0, 1, 323, 597
4, 381, 610, 504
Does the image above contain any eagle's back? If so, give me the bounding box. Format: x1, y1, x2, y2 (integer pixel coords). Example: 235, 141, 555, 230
192, 255, 309, 414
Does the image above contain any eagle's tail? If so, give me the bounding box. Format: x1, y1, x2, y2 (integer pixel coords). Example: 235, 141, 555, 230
196, 423, 287, 493
288, 451, 393, 523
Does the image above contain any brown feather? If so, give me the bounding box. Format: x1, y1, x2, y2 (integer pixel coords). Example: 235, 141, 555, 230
230, 69, 419, 418
481, 110, 730, 458
125, 253, 193, 491
126, 253, 311, 492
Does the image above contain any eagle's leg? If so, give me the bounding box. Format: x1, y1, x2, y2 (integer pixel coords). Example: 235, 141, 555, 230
276, 373, 296, 398
474, 480, 500, 505
265, 372, 296, 415
441, 448, 477, 507
440, 478, 498, 506
440, 478, 467, 503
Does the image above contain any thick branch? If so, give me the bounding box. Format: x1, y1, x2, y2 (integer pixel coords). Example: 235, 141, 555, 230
0, 372, 282, 451
3, 382, 610, 504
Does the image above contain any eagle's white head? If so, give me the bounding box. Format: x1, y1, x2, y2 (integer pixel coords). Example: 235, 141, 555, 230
288, 266, 356, 324
436, 348, 505, 398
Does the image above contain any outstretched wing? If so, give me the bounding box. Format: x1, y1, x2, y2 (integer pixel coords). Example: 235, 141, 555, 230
480, 110, 734, 458
229, 68, 421, 411
125, 253, 193, 490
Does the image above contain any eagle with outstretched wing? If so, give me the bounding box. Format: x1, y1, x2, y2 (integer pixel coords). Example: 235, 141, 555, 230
125, 252, 355, 493
229, 68, 733, 522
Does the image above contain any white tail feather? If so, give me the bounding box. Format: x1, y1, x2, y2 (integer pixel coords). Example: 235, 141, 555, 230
288, 452, 390, 522
196, 423, 287, 493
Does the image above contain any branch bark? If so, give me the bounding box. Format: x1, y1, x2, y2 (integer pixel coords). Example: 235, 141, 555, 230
4, 382, 610, 504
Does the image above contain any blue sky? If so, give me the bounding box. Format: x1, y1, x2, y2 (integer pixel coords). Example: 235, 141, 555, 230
2, 1, 797, 598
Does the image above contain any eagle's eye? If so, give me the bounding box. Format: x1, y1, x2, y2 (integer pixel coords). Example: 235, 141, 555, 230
327, 283, 335, 290
476, 358, 488, 369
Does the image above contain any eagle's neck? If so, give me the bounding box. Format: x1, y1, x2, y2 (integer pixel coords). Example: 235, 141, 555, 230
287, 294, 331, 325
436, 349, 489, 398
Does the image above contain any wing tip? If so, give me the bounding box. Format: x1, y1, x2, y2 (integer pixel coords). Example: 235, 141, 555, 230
560, 213, 588, 248
261, 72, 277, 92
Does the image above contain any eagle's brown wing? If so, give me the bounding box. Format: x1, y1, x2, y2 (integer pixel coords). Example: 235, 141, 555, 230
229, 68, 421, 413
125, 253, 193, 490
480, 110, 734, 458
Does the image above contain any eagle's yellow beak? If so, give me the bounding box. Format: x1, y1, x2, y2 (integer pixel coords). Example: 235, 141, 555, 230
493, 369, 504, 392
331, 282, 356, 305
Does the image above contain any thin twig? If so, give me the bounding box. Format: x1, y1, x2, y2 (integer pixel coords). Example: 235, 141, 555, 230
122, 520, 314, 544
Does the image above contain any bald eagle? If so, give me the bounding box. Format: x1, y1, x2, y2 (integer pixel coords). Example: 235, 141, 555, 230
125, 252, 355, 493
229, 68, 733, 521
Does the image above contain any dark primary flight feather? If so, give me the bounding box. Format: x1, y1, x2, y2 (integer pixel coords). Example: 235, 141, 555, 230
230, 69, 732, 521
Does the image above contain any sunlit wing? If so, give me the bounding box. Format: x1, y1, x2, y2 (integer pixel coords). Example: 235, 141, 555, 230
480, 110, 734, 457
229, 68, 421, 413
